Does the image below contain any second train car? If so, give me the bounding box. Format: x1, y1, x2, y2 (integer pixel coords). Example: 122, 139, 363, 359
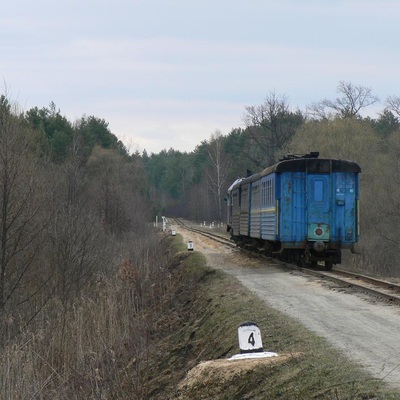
226, 152, 361, 270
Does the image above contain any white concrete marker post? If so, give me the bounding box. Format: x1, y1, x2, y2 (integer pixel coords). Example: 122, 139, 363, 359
229, 321, 278, 360
171, 230, 176, 236
238, 321, 263, 353
187, 240, 194, 251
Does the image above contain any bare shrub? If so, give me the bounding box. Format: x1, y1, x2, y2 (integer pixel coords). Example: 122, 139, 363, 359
0, 226, 174, 399
0, 96, 53, 343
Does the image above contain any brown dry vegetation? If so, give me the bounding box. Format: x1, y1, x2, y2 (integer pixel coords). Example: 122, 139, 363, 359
0, 235, 173, 399
0, 95, 170, 399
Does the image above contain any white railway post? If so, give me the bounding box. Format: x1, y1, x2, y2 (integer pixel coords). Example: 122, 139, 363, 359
238, 321, 263, 353
229, 321, 278, 360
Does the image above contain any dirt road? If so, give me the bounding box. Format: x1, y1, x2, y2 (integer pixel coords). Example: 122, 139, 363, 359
176, 226, 400, 389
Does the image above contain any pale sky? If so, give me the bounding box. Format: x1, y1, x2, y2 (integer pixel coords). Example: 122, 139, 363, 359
1, 0, 399, 154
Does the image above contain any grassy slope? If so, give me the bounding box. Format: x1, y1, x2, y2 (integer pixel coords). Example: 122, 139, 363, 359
145, 235, 400, 399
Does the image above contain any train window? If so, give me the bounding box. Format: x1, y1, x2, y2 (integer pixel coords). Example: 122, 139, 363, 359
336, 176, 344, 193
262, 181, 266, 206
267, 179, 274, 205
336, 173, 355, 194
261, 182, 264, 206
313, 180, 324, 202
346, 175, 355, 193
261, 178, 274, 207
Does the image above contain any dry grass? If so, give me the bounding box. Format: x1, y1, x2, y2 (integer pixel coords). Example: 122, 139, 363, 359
0, 230, 175, 399
0, 277, 141, 398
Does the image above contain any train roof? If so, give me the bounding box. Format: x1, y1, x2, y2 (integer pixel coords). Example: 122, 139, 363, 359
228, 157, 361, 191
261, 157, 361, 176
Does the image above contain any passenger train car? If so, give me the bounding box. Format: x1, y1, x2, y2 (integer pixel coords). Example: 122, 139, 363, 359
226, 152, 361, 270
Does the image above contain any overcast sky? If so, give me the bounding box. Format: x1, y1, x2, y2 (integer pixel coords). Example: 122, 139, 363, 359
1, 0, 399, 154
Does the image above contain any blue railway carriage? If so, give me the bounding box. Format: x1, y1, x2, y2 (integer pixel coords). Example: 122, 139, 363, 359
226, 153, 361, 270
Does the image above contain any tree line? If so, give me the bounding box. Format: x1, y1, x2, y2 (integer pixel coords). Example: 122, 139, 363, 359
0, 93, 147, 314
0, 92, 181, 397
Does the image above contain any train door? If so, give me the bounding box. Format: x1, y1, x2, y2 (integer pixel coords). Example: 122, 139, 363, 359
233, 188, 240, 235
334, 172, 358, 243
291, 173, 306, 241
306, 174, 331, 241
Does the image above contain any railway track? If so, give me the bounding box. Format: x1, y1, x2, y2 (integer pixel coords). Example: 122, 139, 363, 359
172, 218, 400, 306
173, 218, 234, 248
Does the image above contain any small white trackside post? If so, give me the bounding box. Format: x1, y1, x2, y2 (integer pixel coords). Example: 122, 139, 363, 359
238, 321, 263, 353
229, 322, 278, 360
187, 240, 194, 251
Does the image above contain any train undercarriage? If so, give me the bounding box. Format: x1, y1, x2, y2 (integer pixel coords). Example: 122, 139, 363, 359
230, 233, 340, 271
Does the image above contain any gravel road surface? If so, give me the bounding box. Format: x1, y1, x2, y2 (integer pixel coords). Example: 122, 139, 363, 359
176, 226, 400, 389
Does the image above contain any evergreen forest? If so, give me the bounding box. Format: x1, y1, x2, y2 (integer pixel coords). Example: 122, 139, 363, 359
1, 80, 400, 397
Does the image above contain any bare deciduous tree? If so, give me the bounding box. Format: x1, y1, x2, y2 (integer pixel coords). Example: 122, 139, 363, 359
48, 205, 110, 306
244, 91, 304, 167
204, 131, 232, 221
386, 95, 400, 117
0, 95, 49, 315
307, 81, 379, 119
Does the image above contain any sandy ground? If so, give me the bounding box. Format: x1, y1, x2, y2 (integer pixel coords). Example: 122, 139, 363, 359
175, 225, 400, 389
178, 353, 301, 391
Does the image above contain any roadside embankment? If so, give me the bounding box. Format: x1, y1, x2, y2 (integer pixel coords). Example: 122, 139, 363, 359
146, 234, 399, 399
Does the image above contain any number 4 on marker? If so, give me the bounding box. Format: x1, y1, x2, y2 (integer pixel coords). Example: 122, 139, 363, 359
248, 332, 255, 346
